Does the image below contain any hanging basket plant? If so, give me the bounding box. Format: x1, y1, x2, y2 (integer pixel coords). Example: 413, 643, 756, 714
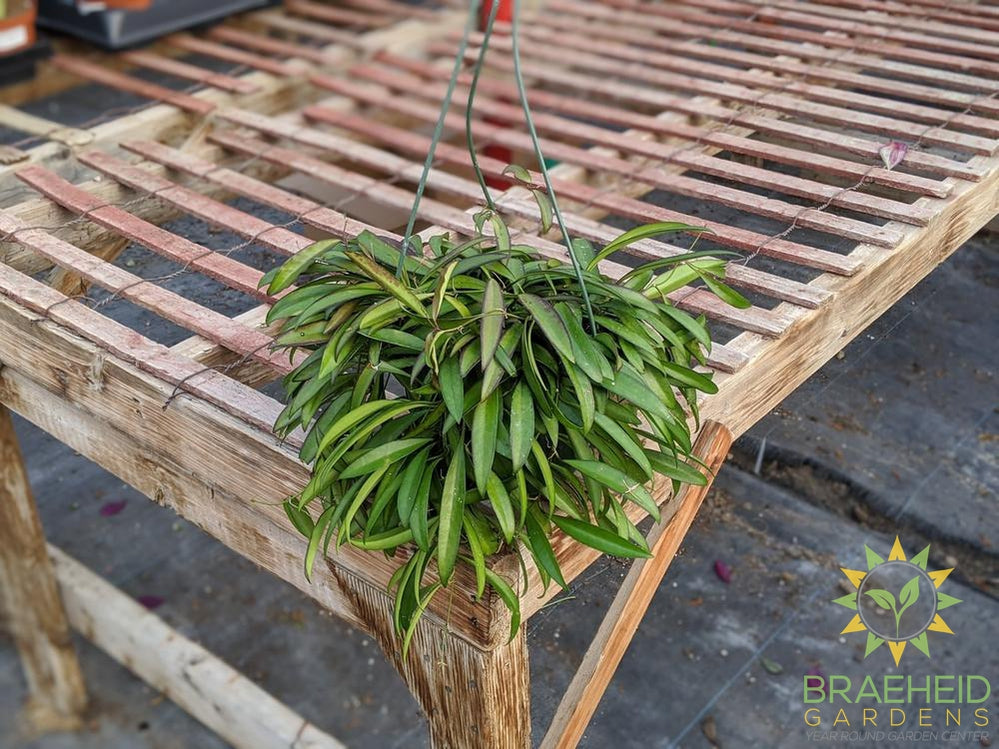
265, 0, 749, 652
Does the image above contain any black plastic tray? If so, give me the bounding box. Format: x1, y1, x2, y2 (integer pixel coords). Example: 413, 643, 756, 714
0, 35, 52, 86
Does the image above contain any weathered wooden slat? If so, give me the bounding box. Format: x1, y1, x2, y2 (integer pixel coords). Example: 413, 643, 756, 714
77, 150, 311, 257
211, 126, 792, 340
207, 26, 339, 65
0, 209, 294, 374
376, 52, 950, 199
249, 10, 361, 47
120, 140, 390, 242
352, 60, 936, 223
285, 0, 397, 27
167, 34, 302, 77
820, 0, 999, 33
541, 3, 999, 118
596, 0, 999, 79
513, 22, 999, 139
300, 90, 865, 273
338, 0, 440, 20
424, 41, 985, 181
15, 166, 271, 300
568, 0, 999, 94
447, 34, 998, 155
744, 0, 999, 46
118, 50, 260, 95
741, 1, 999, 63
48, 55, 216, 116
51, 546, 346, 749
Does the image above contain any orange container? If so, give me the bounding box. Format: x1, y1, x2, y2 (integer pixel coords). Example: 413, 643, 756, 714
75, 0, 151, 8
0, 0, 37, 57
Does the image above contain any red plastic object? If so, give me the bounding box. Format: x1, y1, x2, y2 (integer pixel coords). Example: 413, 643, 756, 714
0, 0, 37, 58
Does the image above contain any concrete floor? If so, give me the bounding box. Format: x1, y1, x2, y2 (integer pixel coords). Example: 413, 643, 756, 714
0, 56, 997, 749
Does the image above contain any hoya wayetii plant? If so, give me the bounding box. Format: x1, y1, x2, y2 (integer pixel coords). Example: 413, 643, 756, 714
264, 0, 750, 651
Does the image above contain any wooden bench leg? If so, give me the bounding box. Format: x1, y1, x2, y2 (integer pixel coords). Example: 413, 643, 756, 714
355, 584, 531, 749
406, 622, 530, 749
0, 405, 87, 731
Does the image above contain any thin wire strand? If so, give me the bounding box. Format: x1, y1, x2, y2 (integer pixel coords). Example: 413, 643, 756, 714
396, 0, 483, 277
466, 0, 502, 211
510, 0, 596, 330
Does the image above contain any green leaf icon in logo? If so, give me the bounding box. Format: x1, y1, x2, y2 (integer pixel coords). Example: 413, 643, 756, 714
835, 537, 962, 664
865, 588, 897, 616
865, 577, 921, 639
895, 575, 921, 638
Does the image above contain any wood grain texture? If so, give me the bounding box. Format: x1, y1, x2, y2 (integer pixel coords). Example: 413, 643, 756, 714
541, 421, 732, 749
342, 568, 532, 749
701, 152, 999, 438
50, 546, 345, 749
0, 287, 503, 648
0, 405, 87, 731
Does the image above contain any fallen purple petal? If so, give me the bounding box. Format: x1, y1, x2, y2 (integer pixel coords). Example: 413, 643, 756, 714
879, 140, 908, 171
99, 499, 127, 517
713, 560, 732, 583
806, 665, 827, 698
137, 595, 165, 610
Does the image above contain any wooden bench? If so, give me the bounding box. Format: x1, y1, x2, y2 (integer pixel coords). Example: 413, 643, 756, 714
0, 0, 996, 746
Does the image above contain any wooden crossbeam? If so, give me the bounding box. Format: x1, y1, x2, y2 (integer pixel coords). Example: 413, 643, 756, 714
50, 545, 345, 749
542, 421, 733, 749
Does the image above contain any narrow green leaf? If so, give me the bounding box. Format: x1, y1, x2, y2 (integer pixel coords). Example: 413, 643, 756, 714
508, 381, 534, 472
489, 214, 511, 254
396, 447, 431, 521
268, 239, 340, 294
462, 512, 487, 599
432, 261, 458, 320
345, 250, 427, 317
284, 499, 315, 538
525, 509, 567, 588
588, 222, 706, 270
304, 503, 338, 581
519, 293, 575, 362
552, 515, 652, 558
564, 364, 595, 432
437, 450, 465, 585
592, 411, 653, 480
532, 189, 553, 233
660, 361, 718, 394
565, 459, 660, 522
338, 438, 432, 480
570, 237, 595, 268
350, 526, 413, 550
555, 302, 609, 383
531, 440, 557, 508
438, 357, 465, 423
480, 278, 505, 371
503, 163, 532, 183
472, 390, 501, 494
604, 367, 672, 422
409, 462, 435, 550
485, 472, 516, 544
482, 567, 521, 641
647, 451, 708, 486
699, 271, 752, 309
